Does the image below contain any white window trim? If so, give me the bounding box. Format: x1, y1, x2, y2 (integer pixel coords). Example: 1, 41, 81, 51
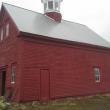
55, 1, 60, 11
47, 1, 48, 10
6, 23, 9, 37
11, 81, 15, 84
47, 1, 54, 10
53, 1, 55, 10
11, 64, 16, 84
96, 80, 100, 83
94, 67, 101, 83
95, 75, 100, 82
0, 29, 3, 41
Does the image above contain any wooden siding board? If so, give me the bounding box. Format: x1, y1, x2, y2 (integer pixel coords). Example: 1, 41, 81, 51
20, 36, 110, 101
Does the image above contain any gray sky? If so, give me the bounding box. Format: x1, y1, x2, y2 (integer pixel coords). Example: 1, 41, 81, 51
0, 0, 110, 42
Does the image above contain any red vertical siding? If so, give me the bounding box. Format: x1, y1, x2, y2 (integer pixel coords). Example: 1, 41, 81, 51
20, 36, 110, 102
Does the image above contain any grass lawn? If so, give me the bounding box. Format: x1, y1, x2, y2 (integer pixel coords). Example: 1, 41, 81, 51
1, 94, 110, 110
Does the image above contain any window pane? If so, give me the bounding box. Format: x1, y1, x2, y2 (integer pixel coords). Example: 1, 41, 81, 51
44, 3, 47, 10
96, 75, 99, 81
48, 1, 53, 9
6, 23, 9, 37
94, 68, 99, 74
94, 67, 100, 82
1, 29, 3, 41
55, 2, 59, 10
11, 64, 16, 83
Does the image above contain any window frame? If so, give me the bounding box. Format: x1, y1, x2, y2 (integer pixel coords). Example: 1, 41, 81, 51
48, 1, 54, 10
93, 67, 101, 83
44, 3, 47, 11
11, 63, 16, 84
55, 1, 60, 11
0, 28, 3, 41
6, 23, 9, 37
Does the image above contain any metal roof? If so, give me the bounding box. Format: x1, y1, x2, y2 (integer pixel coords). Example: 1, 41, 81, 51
3, 3, 110, 48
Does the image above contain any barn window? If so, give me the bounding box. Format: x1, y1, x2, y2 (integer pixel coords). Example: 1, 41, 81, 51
44, 3, 47, 11
48, 1, 54, 10
11, 64, 16, 84
0, 29, 3, 41
94, 67, 100, 82
6, 23, 9, 37
55, 1, 59, 11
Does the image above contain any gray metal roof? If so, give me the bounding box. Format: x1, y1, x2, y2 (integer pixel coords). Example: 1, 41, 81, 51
3, 3, 110, 48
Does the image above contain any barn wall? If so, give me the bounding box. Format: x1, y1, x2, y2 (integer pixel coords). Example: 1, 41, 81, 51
20, 36, 110, 102
0, 7, 21, 102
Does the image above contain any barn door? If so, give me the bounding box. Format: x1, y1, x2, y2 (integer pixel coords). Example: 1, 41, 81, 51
0, 67, 6, 96
40, 69, 50, 101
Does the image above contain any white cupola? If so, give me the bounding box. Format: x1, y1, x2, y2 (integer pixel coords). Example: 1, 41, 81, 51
41, 0, 63, 13
41, 0, 63, 22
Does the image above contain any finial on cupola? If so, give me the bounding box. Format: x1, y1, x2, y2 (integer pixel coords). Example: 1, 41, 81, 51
41, 0, 63, 22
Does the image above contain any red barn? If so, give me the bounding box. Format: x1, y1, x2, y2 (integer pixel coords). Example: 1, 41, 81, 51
0, 1, 110, 102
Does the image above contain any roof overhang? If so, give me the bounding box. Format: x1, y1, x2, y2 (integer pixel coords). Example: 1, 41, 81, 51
19, 31, 110, 51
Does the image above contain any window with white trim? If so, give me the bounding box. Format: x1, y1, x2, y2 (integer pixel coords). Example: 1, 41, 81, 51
48, 1, 53, 10
6, 23, 9, 37
0, 29, 3, 41
11, 64, 16, 84
44, 3, 47, 11
55, 1, 59, 10
94, 67, 101, 82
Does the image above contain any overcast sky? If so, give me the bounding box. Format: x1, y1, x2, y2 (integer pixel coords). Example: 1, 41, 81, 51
0, 0, 110, 42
